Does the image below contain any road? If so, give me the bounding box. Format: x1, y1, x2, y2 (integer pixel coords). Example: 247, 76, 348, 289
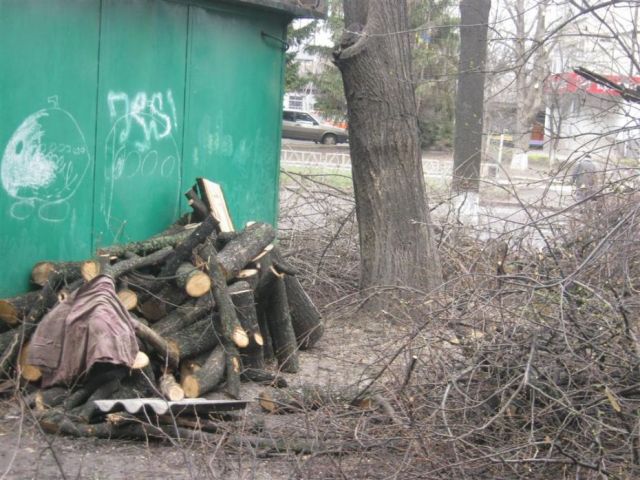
280, 139, 576, 247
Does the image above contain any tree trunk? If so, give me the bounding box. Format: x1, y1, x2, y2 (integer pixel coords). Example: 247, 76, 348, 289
258, 385, 374, 414
175, 262, 211, 298
158, 214, 218, 278
18, 341, 42, 382
131, 317, 180, 369
97, 226, 195, 258
0, 291, 41, 327
116, 288, 138, 311
511, 0, 550, 167
282, 274, 323, 350
182, 345, 226, 398
335, 0, 442, 292
196, 241, 249, 349
164, 317, 220, 361
159, 373, 185, 401
31, 260, 84, 287
138, 285, 189, 323
452, 0, 491, 223
229, 282, 265, 370
28, 387, 69, 410
258, 269, 299, 373
210, 223, 276, 281
103, 247, 173, 280
225, 347, 242, 399
151, 298, 212, 337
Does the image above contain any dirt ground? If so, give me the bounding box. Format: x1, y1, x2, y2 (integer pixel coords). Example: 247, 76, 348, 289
0, 304, 405, 479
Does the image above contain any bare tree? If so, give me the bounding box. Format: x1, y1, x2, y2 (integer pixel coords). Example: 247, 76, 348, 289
333, 0, 442, 293
511, 0, 551, 161
452, 0, 492, 221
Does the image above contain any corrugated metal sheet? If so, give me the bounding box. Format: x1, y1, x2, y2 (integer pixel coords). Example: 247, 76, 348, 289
94, 398, 249, 416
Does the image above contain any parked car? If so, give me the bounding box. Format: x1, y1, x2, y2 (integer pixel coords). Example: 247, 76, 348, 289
282, 109, 348, 145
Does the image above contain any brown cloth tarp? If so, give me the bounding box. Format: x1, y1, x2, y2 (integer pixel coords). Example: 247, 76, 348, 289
27, 275, 139, 387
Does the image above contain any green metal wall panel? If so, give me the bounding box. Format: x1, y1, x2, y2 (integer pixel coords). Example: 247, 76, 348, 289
0, 0, 100, 296
93, 0, 189, 248
0, 0, 289, 297
182, 5, 287, 228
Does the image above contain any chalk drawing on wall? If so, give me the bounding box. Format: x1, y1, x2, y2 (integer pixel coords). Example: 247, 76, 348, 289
199, 112, 234, 158
102, 90, 181, 238
0, 96, 90, 222
106, 90, 177, 151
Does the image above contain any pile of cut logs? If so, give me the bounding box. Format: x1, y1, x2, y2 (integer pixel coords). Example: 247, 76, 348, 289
0, 179, 325, 437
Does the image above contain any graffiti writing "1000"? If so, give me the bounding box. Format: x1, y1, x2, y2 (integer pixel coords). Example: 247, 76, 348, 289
112, 148, 176, 180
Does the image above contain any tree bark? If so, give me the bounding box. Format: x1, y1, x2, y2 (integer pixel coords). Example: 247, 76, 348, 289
31, 261, 85, 287
282, 275, 323, 350
182, 345, 226, 398
205, 223, 276, 281
131, 317, 180, 369
196, 241, 249, 349
27, 386, 69, 410
159, 373, 185, 401
152, 298, 213, 337
158, 214, 218, 278
241, 368, 288, 388
63, 366, 129, 410
258, 269, 299, 373
164, 317, 220, 361
510, 0, 550, 155
225, 346, 242, 399
0, 291, 41, 327
103, 247, 173, 280
229, 282, 265, 370
18, 341, 42, 382
138, 285, 189, 323
258, 385, 373, 414
97, 226, 195, 258
335, 0, 442, 292
175, 262, 211, 298
184, 186, 209, 222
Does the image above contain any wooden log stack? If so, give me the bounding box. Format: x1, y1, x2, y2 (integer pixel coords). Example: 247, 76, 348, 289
0, 180, 325, 438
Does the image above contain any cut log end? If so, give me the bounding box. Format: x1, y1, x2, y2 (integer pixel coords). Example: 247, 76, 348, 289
185, 272, 211, 298
231, 355, 241, 374
254, 332, 264, 347
232, 327, 250, 349
35, 392, 46, 412
81, 261, 101, 282
57, 290, 71, 303
250, 244, 274, 263
269, 266, 284, 279
180, 359, 202, 379
31, 262, 55, 287
19, 342, 42, 382
176, 263, 212, 298
131, 351, 150, 370
160, 373, 185, 401
258, 391, 277, 413
181, 375, 200, 399
237, 269, 259, 280
0, 301, 19, 326
138, 299, 166, 322
117, 289, 138, 311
